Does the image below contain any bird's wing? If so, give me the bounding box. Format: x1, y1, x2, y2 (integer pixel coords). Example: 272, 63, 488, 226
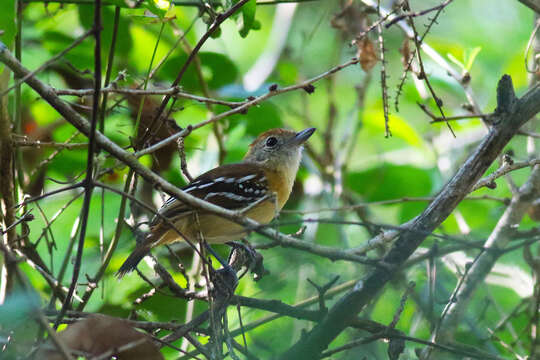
151, 163, 268, 226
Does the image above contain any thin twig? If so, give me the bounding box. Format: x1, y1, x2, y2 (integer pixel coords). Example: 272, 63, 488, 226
405, 0, 455, 136
12, 139, 88, 149
0, 29, 94, 97
141, 0, 251, 145
472, 158, 540, 192
376, 0, 391, 137
418, 102, 492, 123
134, 57, 360, 158
55, 86, 243, 107
54, 0, 102, 328
385, 0, 454, 28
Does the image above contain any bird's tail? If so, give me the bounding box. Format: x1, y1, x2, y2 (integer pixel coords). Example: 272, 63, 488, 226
116, 243, 152, 278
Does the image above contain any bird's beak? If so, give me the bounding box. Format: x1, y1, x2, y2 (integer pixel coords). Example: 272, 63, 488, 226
292, 127, 316, 145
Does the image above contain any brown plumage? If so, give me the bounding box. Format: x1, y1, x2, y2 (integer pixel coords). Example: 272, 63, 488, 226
117, 127, 315, 277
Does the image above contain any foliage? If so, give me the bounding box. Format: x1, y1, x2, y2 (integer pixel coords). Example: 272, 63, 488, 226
0, 0, 538, 359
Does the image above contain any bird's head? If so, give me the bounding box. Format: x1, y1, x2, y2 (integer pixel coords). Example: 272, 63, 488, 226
244, 128, 316, 171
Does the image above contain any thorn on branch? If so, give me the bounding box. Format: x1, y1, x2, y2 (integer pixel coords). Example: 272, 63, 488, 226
486, 181, 497, 190
461, 72, 471, 85
302, 84, 315, 94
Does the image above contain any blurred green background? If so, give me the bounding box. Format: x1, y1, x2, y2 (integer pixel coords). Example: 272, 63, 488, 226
0, 0, 537, 358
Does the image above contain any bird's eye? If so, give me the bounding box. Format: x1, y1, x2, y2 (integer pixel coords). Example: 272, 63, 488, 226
265, 136, 278, 147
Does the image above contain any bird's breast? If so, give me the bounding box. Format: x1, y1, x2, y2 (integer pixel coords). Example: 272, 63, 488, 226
264, 169, 294, 210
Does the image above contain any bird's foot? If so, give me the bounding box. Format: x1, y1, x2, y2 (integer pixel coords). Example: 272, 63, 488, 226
225, 241, 268, 281
210, 264, 238, 300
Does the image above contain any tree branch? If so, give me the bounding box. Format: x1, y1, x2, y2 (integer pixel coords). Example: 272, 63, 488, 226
278, 76, 540, 359
519, 0, 540, 13
424, 164, 540, 358
0, 41, 364, 275
53, 0, 102, 328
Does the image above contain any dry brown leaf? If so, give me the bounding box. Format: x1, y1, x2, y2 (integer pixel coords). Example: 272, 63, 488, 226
126, 87, 178, 173
331, 0, 368, 36
356, 37, 378, 72
399, 37, 412, 68
34, 314, 164, 360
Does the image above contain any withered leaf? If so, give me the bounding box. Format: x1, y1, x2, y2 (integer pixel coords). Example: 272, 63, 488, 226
356, 37, 378, 72
399, 37, 412, 68
34, 314, 164, 360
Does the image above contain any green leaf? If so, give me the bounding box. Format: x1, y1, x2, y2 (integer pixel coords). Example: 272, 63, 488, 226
0, 1, 15, 48
0, 0, 15, 73
447, 47, 482, 72
161, 52, 238, 90
223, 123, 248, 163
221, 104, 283, 163
346, 164, 434, 201
41, 31, 94, 70
78, 5, 133, 56
278, 61, 299, 85
210, 26, 222, 39
236, 0, 256, 38
243, 102, 282, 135
447, 52, 465, 71
142, 0, 172, 20
315, 222, 342, 247
465, 46, 482, 71
399, 201, 427, 223
363, 110, 424, 148
251, 19, 261, 30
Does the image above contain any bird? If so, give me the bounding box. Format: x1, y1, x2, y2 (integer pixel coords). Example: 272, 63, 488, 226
116, 127, 316, 277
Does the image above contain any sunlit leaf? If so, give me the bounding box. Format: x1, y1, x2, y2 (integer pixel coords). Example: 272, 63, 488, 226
363, 110, 424, 148
447, 52, 465, 71
143, 0, 172, 19
0, 0, 15, 49
465, 46, 482, 71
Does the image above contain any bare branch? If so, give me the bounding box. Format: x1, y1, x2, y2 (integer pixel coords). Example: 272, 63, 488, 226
425, 165, 540, 358
278, 75, 540, 359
